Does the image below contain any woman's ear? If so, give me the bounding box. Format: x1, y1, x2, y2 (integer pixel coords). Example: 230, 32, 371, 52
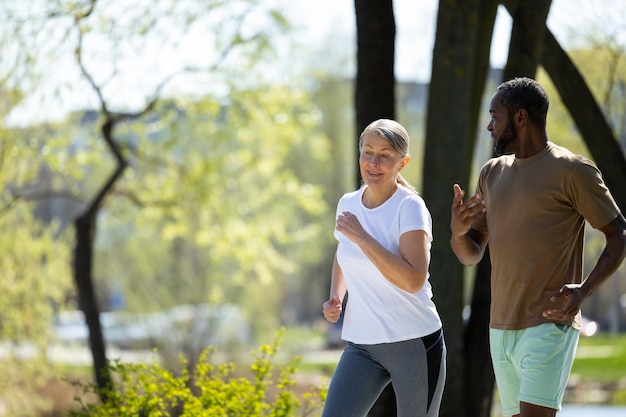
400, 155, 410, 170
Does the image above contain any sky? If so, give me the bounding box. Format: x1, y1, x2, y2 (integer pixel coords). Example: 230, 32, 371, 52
286, 0, 626, 82
5, 0, 626, 126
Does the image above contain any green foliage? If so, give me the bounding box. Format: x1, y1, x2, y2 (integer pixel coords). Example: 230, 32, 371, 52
0, 210, 72, 344
538, 44, 626, 160
568, 46, 626, 139
69, 330, 327, 417
3, 0, 336, 362
0, 359, 55, 417
613, 388, 626, 406
88, 85, 334, 336
0, 119, 75, 417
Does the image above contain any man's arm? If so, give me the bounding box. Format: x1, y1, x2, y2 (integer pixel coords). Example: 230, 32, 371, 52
450, 184, 488, 266
544, 213, 626, 321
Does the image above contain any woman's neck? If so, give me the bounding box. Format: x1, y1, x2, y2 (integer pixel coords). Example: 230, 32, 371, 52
362, 183, 397, 208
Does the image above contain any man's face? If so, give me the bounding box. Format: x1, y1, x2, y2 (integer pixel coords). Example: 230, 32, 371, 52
493, 117, 517, 156
487, 91, 518, 156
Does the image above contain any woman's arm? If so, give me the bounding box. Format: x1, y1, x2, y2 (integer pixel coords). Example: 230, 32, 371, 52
322, 251, 346, 323
336, 210, 429, 293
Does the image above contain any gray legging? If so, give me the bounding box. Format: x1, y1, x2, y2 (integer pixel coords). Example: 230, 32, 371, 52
321, 329, 446, 417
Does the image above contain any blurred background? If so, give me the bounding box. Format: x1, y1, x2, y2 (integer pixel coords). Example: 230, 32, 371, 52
1, 0, 625, 416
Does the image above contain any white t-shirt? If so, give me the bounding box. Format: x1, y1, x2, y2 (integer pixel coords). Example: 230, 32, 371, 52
335, 185, 442, 344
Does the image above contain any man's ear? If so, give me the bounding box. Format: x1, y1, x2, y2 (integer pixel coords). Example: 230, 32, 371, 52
516, 109, 529, 126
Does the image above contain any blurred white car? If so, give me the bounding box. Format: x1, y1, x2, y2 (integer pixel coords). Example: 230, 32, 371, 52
53, 304, 251, 350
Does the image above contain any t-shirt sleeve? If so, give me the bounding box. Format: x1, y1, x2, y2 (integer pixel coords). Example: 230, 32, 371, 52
568, 158, 621, 229
333, 193, 349, 242
399, 194, 433, 241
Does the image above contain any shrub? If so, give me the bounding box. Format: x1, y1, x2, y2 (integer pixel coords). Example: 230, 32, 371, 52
68, 329, 327, 416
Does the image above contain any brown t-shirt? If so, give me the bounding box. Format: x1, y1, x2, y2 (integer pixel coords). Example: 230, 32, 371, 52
472, 142, 621, 330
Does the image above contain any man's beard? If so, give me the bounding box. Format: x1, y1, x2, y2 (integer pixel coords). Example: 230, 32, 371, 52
494, 119, 517, 156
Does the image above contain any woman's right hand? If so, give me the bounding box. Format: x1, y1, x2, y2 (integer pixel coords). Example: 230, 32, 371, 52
322, 295, 343, 323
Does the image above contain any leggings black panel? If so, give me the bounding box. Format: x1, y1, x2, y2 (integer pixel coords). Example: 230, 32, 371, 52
321, 329, 446, 417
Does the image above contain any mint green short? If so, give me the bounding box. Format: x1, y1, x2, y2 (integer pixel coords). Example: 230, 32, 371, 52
490, 323, 579, 416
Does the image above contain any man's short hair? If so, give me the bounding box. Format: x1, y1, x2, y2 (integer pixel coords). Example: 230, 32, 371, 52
497, 77, 549, 130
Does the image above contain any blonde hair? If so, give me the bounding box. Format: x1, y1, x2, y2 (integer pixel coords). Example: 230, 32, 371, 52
359, 119, 416, 192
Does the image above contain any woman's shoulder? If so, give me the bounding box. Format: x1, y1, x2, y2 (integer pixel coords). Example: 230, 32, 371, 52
396, 185, 424, 203
339, 187, 364, 201
337, 188, 365, 211
393, 186, 429, 214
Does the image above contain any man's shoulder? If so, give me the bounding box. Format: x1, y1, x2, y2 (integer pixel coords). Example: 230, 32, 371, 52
546, 142, 600, 176
479, 154, 513, 175
547, 141, 590, 164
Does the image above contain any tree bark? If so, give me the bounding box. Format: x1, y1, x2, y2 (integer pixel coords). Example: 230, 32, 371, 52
463, 2, 552, 414
462, 3, 500, 416
502, 0, 552, 81
464, 249, 494, 417
73, 117, 128, 398
73, 214, 112, 399
424, 1, 497, 416
354, 0, 397, 414
354, 0, 396, 187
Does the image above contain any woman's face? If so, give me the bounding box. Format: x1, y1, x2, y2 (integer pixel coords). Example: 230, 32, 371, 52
359, 133, 407, 188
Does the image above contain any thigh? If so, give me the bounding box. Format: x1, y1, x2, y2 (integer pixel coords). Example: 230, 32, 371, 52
490, 328, 522, 417
490, 324, 580, 416
321, 343, 390, 417
517, 324, 579, 411
378, 330, 446, 417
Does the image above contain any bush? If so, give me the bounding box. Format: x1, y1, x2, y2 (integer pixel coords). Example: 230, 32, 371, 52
68, 329, 327, 417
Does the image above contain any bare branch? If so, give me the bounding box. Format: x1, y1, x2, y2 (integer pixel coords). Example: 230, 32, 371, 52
74, 21, 109, 115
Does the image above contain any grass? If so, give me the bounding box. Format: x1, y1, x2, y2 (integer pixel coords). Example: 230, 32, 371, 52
571, 333, 626, 382
279, 326, 626, 384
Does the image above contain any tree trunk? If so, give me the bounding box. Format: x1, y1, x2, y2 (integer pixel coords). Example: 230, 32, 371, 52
468, 0, 499, 141
354, 0, 396, 187
354, 1, 397, 414
462, 2, 499, 416
73, 118, 128, 399
423, 1, 495, 416
502, 0, 552, 81
464, 249, 494, 417
463, 2, 553, 414
73, 214, 112, 399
